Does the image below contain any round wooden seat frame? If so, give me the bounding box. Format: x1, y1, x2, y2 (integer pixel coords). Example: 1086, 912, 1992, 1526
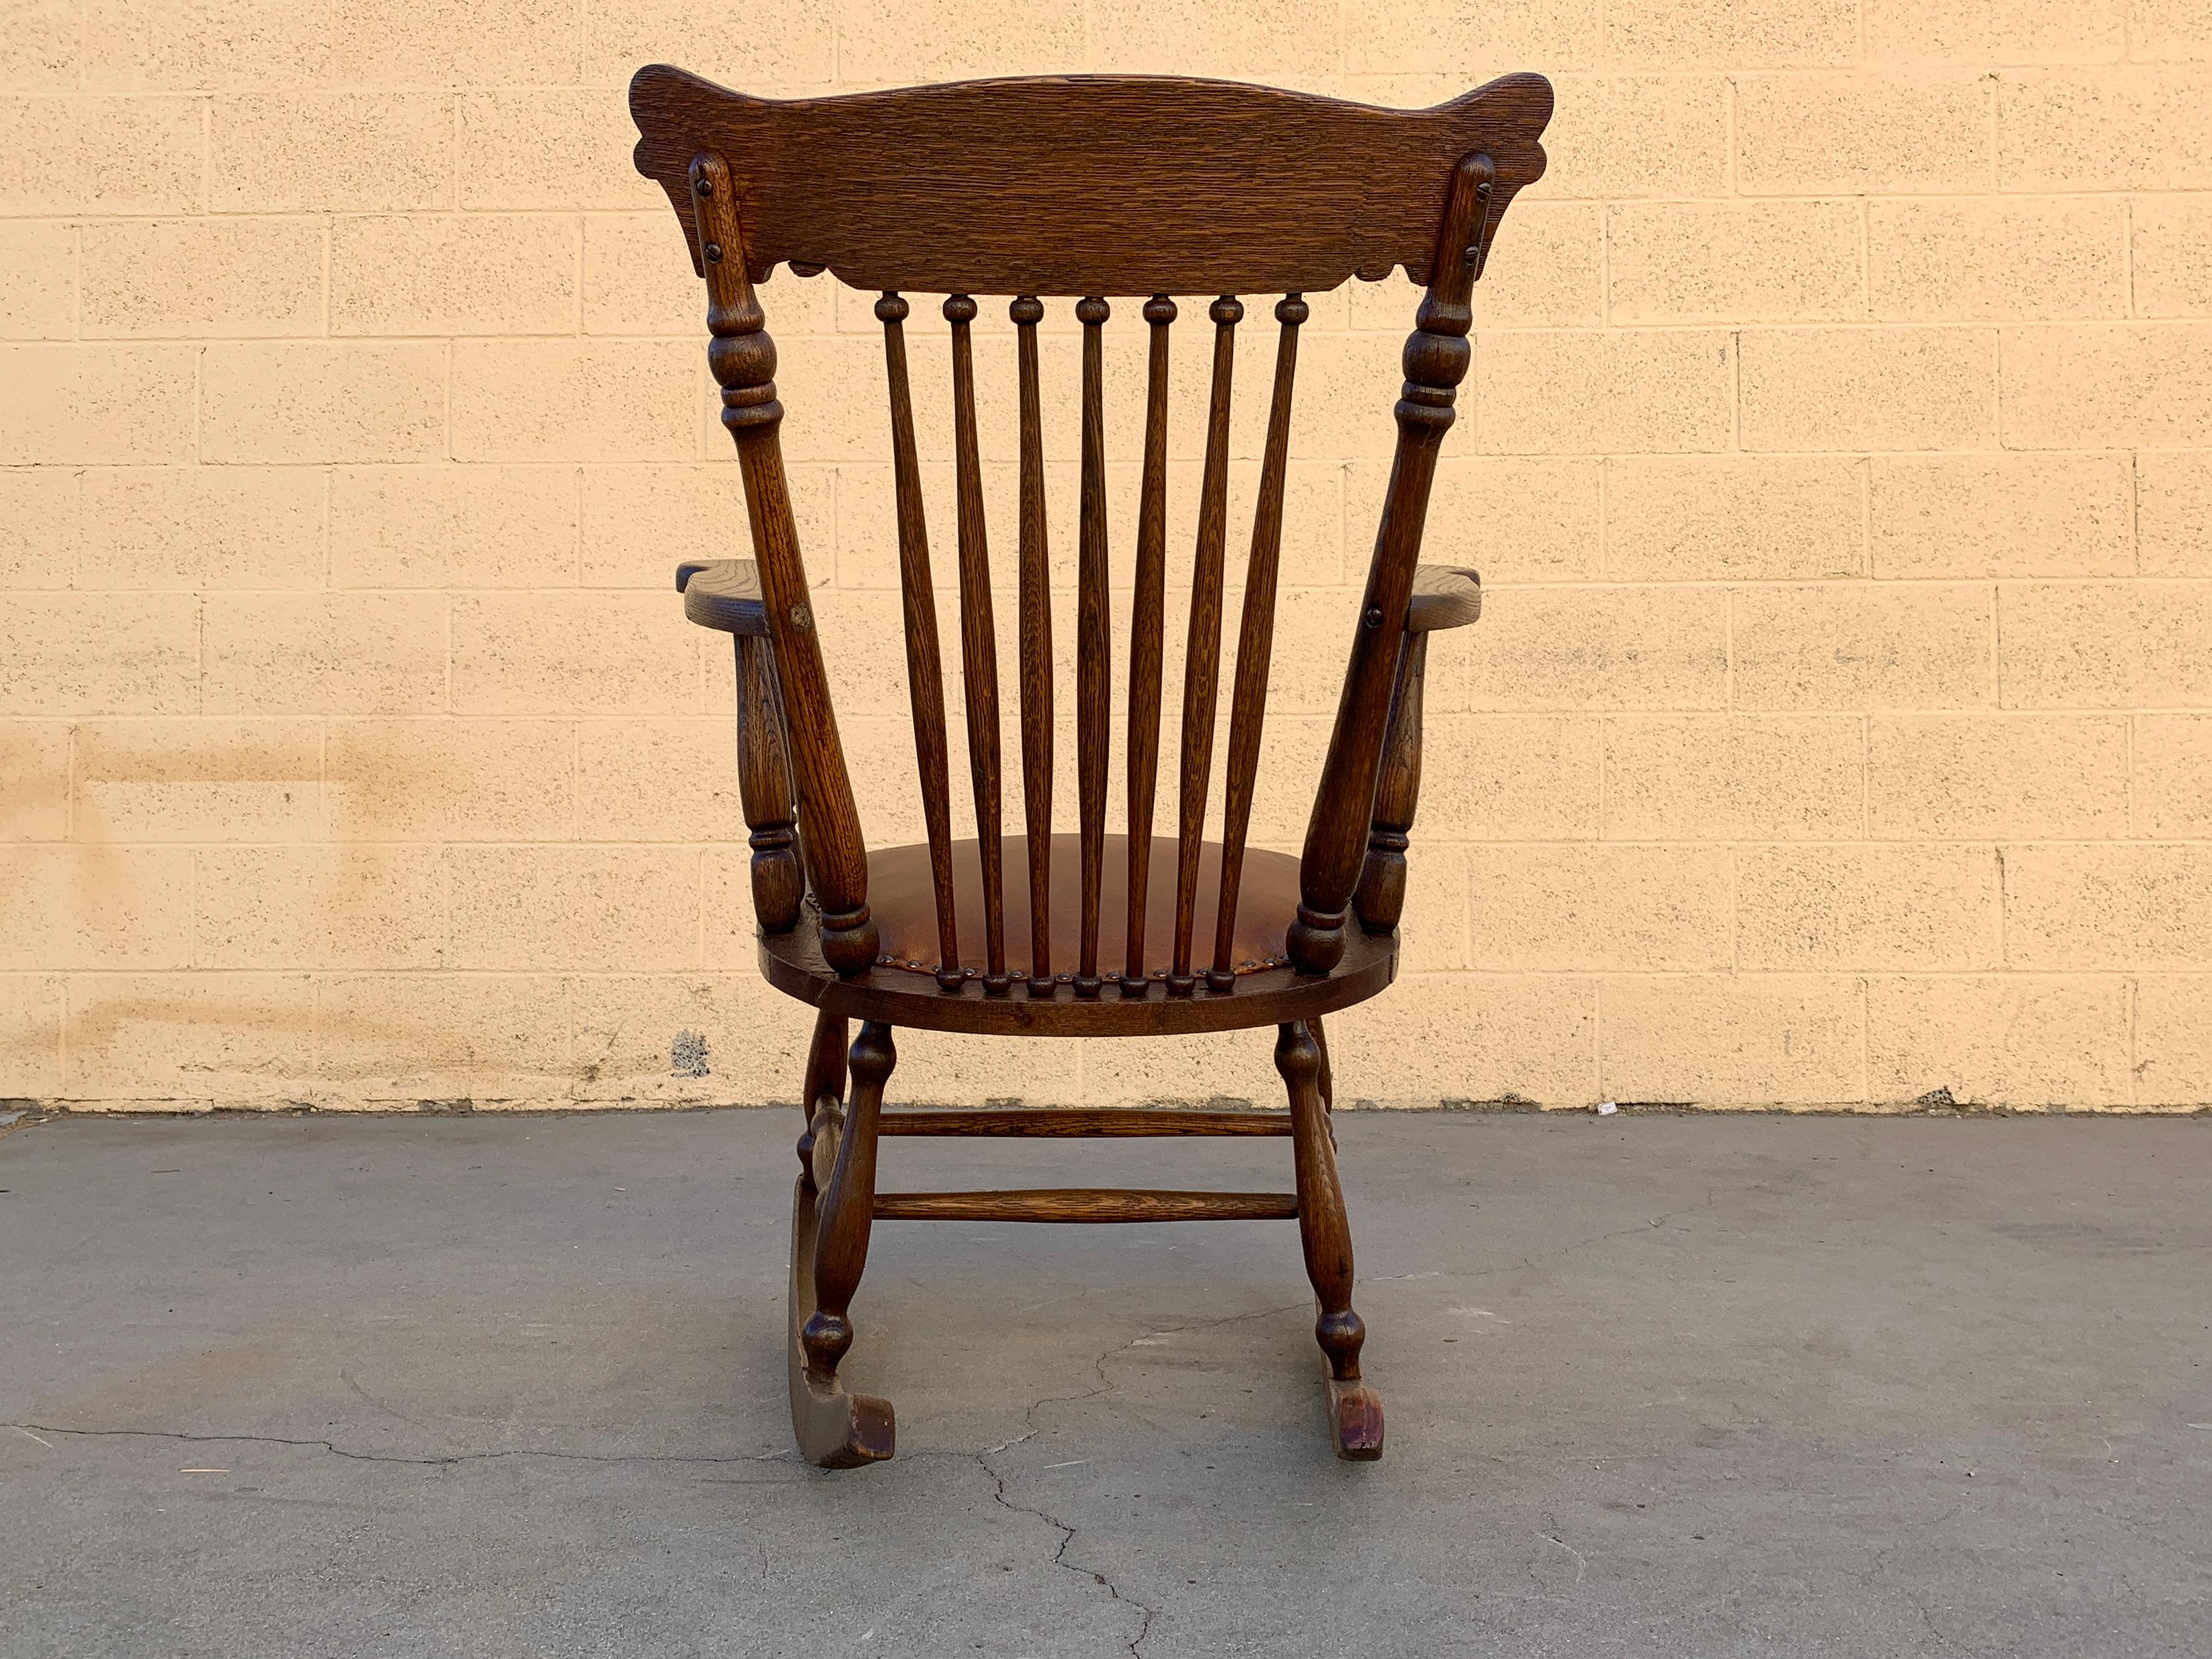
635, 66, 1550, 1465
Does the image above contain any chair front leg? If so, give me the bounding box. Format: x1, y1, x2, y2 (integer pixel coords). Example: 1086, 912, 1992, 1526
788, 1019, 896, 1467
1277, 1021, 1384, 1460
803, 1020, 894, 1382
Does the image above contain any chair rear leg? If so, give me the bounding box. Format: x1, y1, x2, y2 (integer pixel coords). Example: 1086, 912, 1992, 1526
1277, 1020, 1384, 1461
788, 1019, 895, 1466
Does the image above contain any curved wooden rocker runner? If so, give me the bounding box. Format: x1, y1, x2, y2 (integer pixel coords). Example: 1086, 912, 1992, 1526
634, 67, 1552, 1464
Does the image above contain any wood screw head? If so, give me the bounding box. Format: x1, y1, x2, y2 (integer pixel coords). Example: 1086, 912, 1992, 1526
694, 176, 712, 196
704, 242, 723, 263
1363, 606, 1385, 629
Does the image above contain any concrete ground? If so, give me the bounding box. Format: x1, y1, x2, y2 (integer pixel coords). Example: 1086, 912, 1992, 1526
1, 1108, 2207, 1658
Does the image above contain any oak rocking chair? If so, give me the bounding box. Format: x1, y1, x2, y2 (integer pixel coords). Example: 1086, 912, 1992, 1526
631, 67, 1552, 1463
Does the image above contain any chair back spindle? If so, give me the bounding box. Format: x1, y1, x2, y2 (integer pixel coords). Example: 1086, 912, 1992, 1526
944, 295, 1011, 993
1209, 293, 1307, 989
1011, 295, 1055, 995
875, 292, 961, 988
1073, 295, 1113, 998
1120, 295, 1176, 996
1169, 295, 1241, 996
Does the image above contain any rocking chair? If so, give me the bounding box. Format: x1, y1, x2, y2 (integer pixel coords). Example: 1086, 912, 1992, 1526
631, 67, 1552, 1463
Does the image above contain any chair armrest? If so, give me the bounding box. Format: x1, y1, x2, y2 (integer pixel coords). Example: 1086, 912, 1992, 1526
1405, 565, 1480, 633
677, 558, 769, 636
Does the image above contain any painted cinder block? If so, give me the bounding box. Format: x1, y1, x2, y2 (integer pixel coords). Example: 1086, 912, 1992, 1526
1867, 199, 2129, 322
1467, 585, 1730, 711
333, 214, 579, 337
0, 722, 70, 842
317, 972, 573, 1104
1599, 974, 1864, 1106
64, 973, 317, 1102
1997, 66, 2212, 191
0, 221, 75, 340
1734, 72, 1992, 193
74, 718, 324, 844
212, 92, 452, 213
1733, 583, 1995, 711
1866, 974, 2132, 1108
1604, 455, 1863, 581
83, 217, 326, 338
196, 845, 446, 970
202, 341, 448, 465
0, 845, 193, 968
1739, 326, 1997, 452
4, 593, 199, 716
448, 846, 699, 972
1736, 844, 2001, 971
1867, 715, 2129, 840
1609, 200, 1862, 325
83, 467, 325, 589
204, 592, 449, 715
2132, 715, 2212, 839
1869, 454, 2133, 579
2004, 844, 2212, 971
1467, 844, 1733, 972
1998, 581, 2212, 708
1603, 715, 1864, 842
1863, 0, 2125, 65
326, 718, 578, 842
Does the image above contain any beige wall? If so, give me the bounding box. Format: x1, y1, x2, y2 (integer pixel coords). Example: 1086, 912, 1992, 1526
4, 3, 2211, 1113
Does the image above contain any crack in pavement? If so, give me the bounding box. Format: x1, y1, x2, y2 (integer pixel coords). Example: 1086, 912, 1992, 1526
4, 1422, 799, 1475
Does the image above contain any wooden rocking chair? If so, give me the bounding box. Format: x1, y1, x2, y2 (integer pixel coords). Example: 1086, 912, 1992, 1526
631, 68, 1552, 1464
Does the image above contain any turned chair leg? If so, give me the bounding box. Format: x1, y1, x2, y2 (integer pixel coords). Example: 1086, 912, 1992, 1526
788, 1019, 896, 1466
1277, 1020, 1383, 1460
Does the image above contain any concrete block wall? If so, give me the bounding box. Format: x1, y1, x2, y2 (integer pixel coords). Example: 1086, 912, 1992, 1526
4, 1, 2210, 1111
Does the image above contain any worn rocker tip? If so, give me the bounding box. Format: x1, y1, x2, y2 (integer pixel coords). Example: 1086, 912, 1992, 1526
1327, 1380, 1385, 1462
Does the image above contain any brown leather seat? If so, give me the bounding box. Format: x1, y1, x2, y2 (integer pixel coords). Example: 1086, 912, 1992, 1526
867, 833, 1300, 980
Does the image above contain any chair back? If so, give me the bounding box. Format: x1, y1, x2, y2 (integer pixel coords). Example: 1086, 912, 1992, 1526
631, 69, 1552, 990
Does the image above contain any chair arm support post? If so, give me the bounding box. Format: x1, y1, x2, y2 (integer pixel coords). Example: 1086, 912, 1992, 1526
1289, 151, 1492, 974
1354, 630, 1427, 934
691, 150, 877, 975
733, 634, 806, 932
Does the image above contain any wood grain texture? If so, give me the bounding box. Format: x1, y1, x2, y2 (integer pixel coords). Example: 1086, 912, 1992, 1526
801, 1019, 894, 1380
1289, 151, 1493, 976
1121, 295, 1176, 997
1011, 295, 1055, 997
691, 150, 877, 976
1407, 563, 1482, 632
877, 293, 961, 987
756, 906, 1396, 1038
1210, 293, 1306, 991
1278, 1019, 1382, 1460
732, 633, 804, 933
877, 1108, 1291, 1137
1073, 295, 1112, 999
633, 69, 1550, 295
1355, 629, 1428, 934
677, 557, 767, 635
945, 294, 1009, 992
794, 1007, 847, 1189
1171, 296, 1241, 995
788, 1172, 894, 1466
874, 1187, 1300, 1223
